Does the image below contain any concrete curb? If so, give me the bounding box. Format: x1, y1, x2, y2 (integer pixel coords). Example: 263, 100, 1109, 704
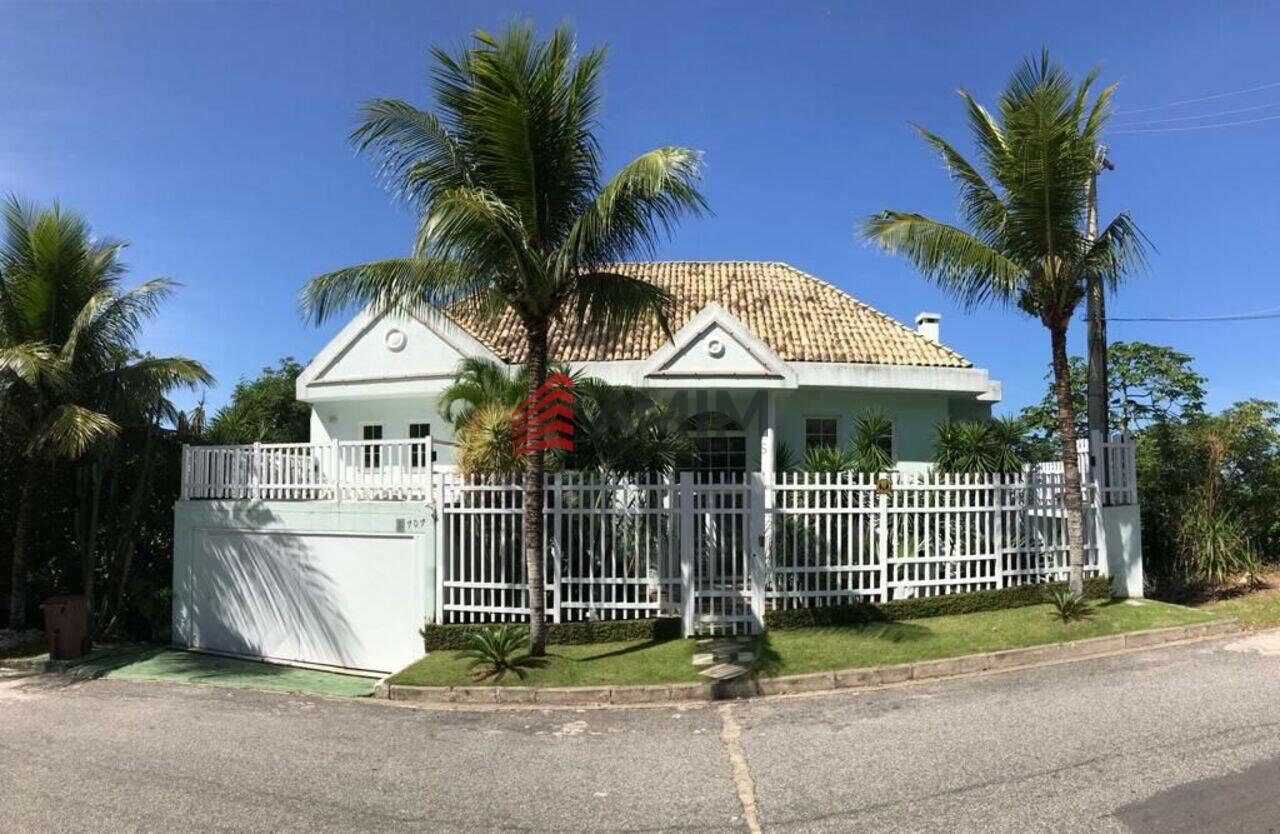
380, 618, 1242, 707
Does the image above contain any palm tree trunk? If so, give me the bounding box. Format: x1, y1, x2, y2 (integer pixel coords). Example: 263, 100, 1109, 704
1051, 323, 1087, 595
8, 458, 41, 630
522, 322, 550, 656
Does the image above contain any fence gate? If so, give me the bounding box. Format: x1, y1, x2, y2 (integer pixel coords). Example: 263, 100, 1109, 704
680, 474, 764, 637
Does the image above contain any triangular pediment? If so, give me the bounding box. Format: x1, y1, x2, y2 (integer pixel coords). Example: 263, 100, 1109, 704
642, 303, 795, 388
297, 305, 499, 398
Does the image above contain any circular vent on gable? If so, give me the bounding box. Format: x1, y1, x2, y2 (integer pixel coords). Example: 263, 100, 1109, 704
384, 328, 407, 352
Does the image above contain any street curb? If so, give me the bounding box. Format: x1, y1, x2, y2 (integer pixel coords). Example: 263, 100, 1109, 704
379, 618, 1242, 707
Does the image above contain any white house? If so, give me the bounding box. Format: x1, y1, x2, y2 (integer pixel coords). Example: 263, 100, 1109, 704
173, 261, 1141, 673
294, 261, 1003, 474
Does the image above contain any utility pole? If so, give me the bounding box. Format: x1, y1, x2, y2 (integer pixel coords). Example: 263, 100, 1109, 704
1086, 145, 1114, 443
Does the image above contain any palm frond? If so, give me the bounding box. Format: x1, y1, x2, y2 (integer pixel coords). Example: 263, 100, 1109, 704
569, 270, 674, 339
28, 403, 118, 458
300, 257, 487, 325
860, 212, 1024, 308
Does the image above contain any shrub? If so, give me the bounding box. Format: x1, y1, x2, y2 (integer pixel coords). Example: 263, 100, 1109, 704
765, 576, 1112, 629
458, 624, 545, 681
422, 616, 681, 651
1046, 588, 1095, 623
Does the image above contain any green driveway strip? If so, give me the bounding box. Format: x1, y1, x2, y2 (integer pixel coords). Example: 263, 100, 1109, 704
62, 648, 377, 697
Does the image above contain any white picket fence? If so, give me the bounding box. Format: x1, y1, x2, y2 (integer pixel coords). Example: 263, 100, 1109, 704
180, 433, 1133, 637
435, 467, 1104, 636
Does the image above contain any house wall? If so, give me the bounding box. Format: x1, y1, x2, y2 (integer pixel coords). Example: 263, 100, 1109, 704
310, 396, 461, 468
306, 387, 991, 473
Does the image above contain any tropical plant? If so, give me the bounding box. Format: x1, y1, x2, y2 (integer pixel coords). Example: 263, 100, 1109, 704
458, 401, 526, 476
207, 358, 309, 444
459, 624, 545, 681
0, 197, 210, 629
849, 409, 895, 473
933, 417, 1026, 475
301, 25, 706, 654
1046, 587, 1095, 623
861, 52, 1147, 595
438, 356, 529, 431
569, 379, 692, 475
804, 444, 853, 473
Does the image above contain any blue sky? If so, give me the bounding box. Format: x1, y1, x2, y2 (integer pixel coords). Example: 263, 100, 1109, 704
4, 0, 1278, 416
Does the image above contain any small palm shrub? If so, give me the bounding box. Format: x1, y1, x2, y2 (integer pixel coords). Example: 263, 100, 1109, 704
1046, 587, 1095, 623
1176, 494, 1254, 588
458, 624, 545, 681
804, 445, 853, 473
932, 418, 1027, 475
849, 409, 895, 473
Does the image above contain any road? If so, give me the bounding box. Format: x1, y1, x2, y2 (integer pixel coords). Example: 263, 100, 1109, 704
5, 632, 1280, 832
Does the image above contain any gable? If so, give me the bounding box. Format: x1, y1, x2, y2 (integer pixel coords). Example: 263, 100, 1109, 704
298, 306, 499, 401
643, 303, 796, 389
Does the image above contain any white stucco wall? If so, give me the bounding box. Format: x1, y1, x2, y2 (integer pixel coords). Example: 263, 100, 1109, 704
172, 501, 436, 672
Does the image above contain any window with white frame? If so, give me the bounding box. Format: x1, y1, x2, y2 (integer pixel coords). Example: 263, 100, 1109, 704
685, 411, 747, 474
361, 423, 383, 470
805, 417, 838, 452
408, 421, 434, 469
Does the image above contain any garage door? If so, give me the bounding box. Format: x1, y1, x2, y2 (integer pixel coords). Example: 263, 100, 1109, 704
181, 528, 426, 673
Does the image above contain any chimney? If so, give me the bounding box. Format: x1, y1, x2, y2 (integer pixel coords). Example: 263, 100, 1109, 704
915, 312, 940, 343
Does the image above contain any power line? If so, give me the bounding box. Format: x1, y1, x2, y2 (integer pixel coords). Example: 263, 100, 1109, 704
1112, 100, 1280, 127
1118, 80, 1280, 115
1112, 113, 1280, 133
1110, 306, 1280, 322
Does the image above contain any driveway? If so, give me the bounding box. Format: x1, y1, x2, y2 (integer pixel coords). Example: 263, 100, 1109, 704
4, 632, 1280, 832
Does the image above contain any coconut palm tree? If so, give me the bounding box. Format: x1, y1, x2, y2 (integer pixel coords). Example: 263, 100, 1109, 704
0, 197, 210, 629
301, 25, 706, 654
860, 53, 1146, 594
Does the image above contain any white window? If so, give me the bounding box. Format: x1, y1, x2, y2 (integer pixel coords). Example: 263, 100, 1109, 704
408, 422, 434, 469
361, 423, 383, 470
805, 417, 838, 452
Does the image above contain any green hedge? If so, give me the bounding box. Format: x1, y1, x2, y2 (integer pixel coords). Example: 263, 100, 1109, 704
421, 616, 682, 651
765, 576, 1113, 630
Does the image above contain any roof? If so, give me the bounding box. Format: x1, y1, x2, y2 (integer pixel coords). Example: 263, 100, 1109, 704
445, 261, 970, 368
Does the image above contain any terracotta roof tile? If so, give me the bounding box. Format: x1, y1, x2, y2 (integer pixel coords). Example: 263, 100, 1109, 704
446, 261, 969, 368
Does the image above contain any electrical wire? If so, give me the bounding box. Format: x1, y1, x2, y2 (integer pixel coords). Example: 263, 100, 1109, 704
1112, 113, 1280, 133
1118, 80, 1280, 115
1110, 306, 1280, 322
1112, 101, 1280, 127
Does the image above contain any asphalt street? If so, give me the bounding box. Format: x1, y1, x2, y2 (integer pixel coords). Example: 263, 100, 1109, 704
5, 631, 1280, 832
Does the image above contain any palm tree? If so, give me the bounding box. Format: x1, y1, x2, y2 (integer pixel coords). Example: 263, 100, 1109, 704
860, 53, 1146, 594
0, 197, 210, 629
302, 24, 706, 654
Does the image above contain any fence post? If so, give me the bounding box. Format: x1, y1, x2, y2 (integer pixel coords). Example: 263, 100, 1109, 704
749, 472, 767, 634
679, 472, 695, 637
179, 445, 191, 500
332, 438, 342, 503
251, 442, 262, 501
1089, 430, 1110, 581
877, 487, 889, 603
551, 473, 563, 624
992, 473, 1005, 589
433, 469, 446, 626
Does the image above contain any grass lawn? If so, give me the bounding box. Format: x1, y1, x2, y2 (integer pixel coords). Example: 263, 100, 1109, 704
389, 599, 1221, 689
389, 638, 701, 688
1200, 576, 1280, 631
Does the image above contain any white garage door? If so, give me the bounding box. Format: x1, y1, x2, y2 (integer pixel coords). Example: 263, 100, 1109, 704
183, 528, 425, 673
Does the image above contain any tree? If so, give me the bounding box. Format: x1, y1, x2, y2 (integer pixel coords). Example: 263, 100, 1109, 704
208, 358, 310, 444
301, 25, 706, 654
861, 53, 1147, 594
0, 197, 208, 628
1019, 341, 1205, 457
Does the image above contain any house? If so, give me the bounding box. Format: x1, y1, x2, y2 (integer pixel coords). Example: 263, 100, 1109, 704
295, 261, 1002, 474
173, 261, 1141, 674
